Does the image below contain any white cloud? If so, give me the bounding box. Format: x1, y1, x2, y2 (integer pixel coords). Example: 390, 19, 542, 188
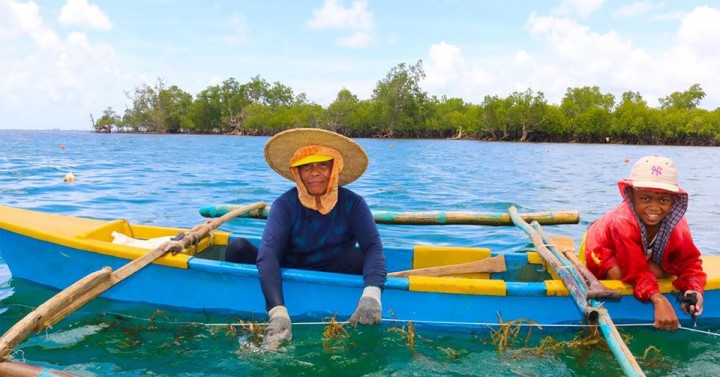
675, 6, 720, 50
1, 0, 132, 128
557, 0, 606, 18
223, 15, 247, 46
59, 0, 112, 31
522, 12, 660, 102
423, 41, 494, 100
338, 31, 371, 48
613, 1, 663, 18
306, 0, 373, 48
517, 8, 720, 108
0, 0, 60, 49
659, 6, 720, 98
650, 11, 685, 22
526, 13, 634, 64
306, 0, 372, 29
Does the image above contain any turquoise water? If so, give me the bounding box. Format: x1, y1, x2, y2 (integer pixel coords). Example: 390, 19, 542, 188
0, 130, 718, 376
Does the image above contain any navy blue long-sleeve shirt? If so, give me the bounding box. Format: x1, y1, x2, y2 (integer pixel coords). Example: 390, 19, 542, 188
256, 187, 387, 310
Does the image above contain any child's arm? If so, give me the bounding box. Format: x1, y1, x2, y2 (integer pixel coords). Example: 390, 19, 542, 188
666, 220, 706, 317
650, 293, 680, 331
667, 220, 706, 295
618, 244, 681, 331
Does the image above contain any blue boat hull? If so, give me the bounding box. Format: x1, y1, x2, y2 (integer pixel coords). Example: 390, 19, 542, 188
2, 229, 716, 328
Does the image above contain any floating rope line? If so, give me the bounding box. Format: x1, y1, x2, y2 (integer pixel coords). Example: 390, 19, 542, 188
2, 303, 718, 336
611, 322, 720, 336
677, 326, 720, 337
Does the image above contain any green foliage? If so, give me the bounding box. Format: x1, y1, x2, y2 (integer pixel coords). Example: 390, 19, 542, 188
480, 94, 510, 140
93, 106, 120, 133
659, 83, 705, 111
158, 85, 193, 133
92, 65, 720, 145
327, 88, 362, 133
187, 85, 223, 133
560, 86, 615, 142
371, 60, 428, 137
560, 86, 615, 117
534, 106, 567, 139
425, 96, 471, 138
505, 89, 548, 142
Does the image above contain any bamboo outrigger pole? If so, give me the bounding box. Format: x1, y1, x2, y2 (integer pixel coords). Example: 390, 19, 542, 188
508, 206, 645, 377
199, 204, 580, 226
0, 202, 266, 362
0, 360, 76, 377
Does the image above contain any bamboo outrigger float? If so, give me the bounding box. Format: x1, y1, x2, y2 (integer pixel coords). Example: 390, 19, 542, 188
198, 204, 581, 225
1, 204, 718, 376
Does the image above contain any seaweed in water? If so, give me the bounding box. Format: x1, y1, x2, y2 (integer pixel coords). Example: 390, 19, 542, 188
486, 312, 543, 354
321, 314, 355, 352
387, 309, 417, 353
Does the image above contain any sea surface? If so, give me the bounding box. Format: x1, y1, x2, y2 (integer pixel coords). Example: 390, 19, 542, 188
0, 130, 718, 376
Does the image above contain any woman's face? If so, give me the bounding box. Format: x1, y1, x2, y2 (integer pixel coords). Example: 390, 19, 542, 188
298, 160, 333, 196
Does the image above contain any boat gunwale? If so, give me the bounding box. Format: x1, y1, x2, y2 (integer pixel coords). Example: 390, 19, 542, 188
1, 205, 718, 298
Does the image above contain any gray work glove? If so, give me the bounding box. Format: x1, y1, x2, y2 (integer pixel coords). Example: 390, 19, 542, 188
348, 286, 382, 326
262, 305, 292, 350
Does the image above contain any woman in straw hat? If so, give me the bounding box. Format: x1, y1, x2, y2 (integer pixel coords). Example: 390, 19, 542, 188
582, 155, 705, 331
225, 128, 387, 350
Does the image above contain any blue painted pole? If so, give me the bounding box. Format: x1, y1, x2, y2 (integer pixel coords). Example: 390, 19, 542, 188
508, 206, 645, 377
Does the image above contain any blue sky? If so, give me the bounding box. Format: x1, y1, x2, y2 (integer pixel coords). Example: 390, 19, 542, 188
2, 0, 719, 130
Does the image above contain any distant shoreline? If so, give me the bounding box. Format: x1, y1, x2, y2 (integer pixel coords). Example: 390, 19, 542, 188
3, 128, 718, 146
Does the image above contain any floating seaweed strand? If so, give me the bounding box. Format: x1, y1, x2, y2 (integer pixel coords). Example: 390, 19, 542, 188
482, 312, 683, 372
490, 315, 612, 359
387, 309, 416, 353
321, 314, 355, 352
486, 313, 543, 354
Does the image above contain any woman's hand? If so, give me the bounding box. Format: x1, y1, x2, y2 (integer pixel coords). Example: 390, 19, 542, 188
650, 293, 679, 331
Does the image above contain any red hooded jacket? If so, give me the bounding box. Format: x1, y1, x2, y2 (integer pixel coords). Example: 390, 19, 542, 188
584, 180, 706, 301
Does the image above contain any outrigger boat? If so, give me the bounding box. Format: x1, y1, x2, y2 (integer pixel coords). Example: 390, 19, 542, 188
0, 203, 718, 376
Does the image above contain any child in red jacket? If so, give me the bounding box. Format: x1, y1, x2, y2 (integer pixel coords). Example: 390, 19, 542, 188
584, 155, 705, 331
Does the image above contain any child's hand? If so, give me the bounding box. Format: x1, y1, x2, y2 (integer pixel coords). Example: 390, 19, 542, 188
650, 293, 679, 331
681, 290, 704, 316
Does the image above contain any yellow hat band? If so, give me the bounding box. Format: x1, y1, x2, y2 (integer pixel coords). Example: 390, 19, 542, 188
290, 154, 334, 167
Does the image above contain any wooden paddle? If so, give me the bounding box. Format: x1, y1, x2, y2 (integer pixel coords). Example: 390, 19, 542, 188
543, 233, 621, 300
388, 254, 506, 277
562, 249, 622, 300
0, 201, 266, 360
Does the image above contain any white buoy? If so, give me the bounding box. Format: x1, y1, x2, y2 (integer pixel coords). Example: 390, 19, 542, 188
64, 172, 76, 182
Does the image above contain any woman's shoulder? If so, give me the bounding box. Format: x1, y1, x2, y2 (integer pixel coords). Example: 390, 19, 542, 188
275, 187, 298, 199
271, 188, 300, 209
338, 186, 366, 202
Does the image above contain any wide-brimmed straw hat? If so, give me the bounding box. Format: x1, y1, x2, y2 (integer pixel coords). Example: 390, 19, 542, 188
626, 155, 681, 193
264, 128, 368, 186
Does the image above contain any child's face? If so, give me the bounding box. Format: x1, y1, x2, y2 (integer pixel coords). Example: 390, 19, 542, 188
631, 189, 675, 227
